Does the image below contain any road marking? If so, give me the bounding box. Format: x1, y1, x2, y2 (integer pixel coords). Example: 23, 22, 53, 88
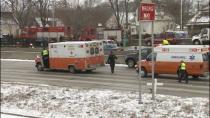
1, 59, 34, 62
1, 112, 41, 118
147, 83, 164, 86
2, 77, 208, 95
1, 51, 39, 53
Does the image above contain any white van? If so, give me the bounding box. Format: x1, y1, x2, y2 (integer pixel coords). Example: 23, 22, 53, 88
192, 28, 210, 45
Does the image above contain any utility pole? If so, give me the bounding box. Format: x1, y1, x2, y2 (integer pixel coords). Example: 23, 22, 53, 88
123, 0, 129, 47
52, 0, 55, 27
180, 0, 183, 30
125, 0, 129, 29
197, 0, 200, 11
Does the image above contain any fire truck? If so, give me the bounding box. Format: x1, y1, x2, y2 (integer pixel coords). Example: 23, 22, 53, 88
16, 27, 72, 47
80, 27, 96, 41
16, 26, 97, 47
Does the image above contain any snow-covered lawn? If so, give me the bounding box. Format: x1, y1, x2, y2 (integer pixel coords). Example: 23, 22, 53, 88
1, 82, 209, 118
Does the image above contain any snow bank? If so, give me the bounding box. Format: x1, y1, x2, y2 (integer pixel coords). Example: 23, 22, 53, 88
1, 82, 209, 118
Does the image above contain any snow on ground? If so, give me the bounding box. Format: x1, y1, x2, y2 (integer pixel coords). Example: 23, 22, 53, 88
1, 59, 34, 62
1, 82, 209, 118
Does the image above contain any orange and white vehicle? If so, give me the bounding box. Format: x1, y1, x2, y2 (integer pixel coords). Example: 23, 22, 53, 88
35, 41, 104, 73
136, 45, 209, 78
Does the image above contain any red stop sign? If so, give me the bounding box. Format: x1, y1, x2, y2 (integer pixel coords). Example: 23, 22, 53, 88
139, 3, 155, 21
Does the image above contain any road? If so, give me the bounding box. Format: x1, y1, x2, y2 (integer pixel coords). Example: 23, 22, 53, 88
1, 60, 209, 98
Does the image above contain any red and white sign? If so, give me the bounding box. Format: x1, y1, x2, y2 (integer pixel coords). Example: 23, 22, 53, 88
139, 3, 155, 21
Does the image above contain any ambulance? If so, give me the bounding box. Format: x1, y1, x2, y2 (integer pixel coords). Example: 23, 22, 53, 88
136, 45, 209, 78
35, 41, 105, 73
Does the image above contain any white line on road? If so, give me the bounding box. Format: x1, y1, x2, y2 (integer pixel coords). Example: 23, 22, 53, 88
1, 51, 39, 53
1, 59, 34, 62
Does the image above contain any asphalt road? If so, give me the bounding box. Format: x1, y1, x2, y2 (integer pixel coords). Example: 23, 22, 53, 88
1, 60, 209, 98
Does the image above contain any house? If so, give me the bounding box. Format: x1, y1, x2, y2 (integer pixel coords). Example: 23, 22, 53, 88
34, 17, 64, 27
186, 4, 210, 37
105, 8, 176, 46
103, 29, 122, 44
105, 12, 135, 29
0, 11, 20, 37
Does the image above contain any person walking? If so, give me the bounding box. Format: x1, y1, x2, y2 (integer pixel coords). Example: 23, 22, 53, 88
107, 51, 117, 74
178, 60, 188, 83
41, 47, 49, 68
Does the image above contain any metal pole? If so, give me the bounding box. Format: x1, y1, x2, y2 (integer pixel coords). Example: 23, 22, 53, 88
53, 0, 55, 27
180, 0, 183, 30
138, 16, 142, 104
151, 21, 155, 100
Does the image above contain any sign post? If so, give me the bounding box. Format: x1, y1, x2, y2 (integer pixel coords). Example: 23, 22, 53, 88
138, 2, 155, 103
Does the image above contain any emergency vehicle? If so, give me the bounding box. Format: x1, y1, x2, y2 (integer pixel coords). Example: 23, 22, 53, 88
35, 41, 105, 73
136, 45, 209, 78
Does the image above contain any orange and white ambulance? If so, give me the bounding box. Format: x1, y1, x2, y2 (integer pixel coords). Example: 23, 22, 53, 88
35, 41, 104, 73
136, 45, 209, 78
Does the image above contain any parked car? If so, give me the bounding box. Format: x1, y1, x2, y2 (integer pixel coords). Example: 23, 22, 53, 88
101, 39, 120, 54
144, 32, 185, 46
125, 47, 152, 68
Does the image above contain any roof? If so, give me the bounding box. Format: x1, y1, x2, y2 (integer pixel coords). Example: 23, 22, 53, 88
187, 6, 210, 26
49, 41, 102, 45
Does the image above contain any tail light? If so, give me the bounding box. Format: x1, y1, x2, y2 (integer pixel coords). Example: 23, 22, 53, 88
80, 45, 84, 48
36, 55, 40, 58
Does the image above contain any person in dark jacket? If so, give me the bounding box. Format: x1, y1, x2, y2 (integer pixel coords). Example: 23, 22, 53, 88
107, 51, 117, 74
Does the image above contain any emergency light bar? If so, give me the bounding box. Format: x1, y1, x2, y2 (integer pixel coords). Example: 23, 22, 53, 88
154, 45, 209, 53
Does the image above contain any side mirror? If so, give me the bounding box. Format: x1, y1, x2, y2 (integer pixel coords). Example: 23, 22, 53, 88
146, 57, 150, 61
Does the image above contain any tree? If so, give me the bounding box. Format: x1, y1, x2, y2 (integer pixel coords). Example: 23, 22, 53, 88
55, 3, 112, 38
32, 0, 51, 27
109, 0, 121, 29
1, 0, 34, 28
158, 0, 193, 28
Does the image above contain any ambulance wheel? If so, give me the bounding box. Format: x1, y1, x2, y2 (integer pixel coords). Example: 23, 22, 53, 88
192, 75, 199, 79
193, 40, 201, 45
69, 66, 75, 73
141, 67, 147, 77
127, 59, 135, 68
86, 70, 92, 73
37, 64, 43, 71
154, 73, 159, 77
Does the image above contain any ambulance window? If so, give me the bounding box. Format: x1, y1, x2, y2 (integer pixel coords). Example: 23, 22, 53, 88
146, 53, 156, 61
202, 53, 208, 61
103, 41, 107, 44
141, 49, 147, 54
95, 47, 99, 54
90, 47, 94, 55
